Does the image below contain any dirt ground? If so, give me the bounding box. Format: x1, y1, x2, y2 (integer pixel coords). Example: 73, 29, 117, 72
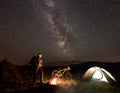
0, 81, 120, 93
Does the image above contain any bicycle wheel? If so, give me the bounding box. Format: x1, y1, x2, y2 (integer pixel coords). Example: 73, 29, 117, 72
64, 71, 72, 79
52, 70, 58, 78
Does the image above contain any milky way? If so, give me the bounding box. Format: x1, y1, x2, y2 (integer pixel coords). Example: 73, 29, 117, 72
44, 0, 77, 59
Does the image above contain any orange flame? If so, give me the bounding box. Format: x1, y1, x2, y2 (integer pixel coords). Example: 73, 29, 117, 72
50, 78, 57, 85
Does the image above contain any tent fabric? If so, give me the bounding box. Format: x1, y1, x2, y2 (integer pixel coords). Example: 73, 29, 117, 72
82, 66, 116, 84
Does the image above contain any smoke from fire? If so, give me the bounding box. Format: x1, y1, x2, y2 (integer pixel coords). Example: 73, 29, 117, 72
56, 79, 77, 93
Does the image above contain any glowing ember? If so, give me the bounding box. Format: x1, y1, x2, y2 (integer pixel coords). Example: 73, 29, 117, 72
50, 78, 57, 85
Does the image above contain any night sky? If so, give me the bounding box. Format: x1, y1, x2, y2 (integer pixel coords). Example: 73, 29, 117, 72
0, 0, 120, 65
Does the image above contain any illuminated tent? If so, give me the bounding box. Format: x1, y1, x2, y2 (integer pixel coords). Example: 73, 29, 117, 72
82, 67, 116, 84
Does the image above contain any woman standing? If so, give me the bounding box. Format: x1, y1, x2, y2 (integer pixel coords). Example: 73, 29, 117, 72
33, 53, 43, 86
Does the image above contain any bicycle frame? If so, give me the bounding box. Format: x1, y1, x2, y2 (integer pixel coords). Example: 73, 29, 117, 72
57, 68, 69, 76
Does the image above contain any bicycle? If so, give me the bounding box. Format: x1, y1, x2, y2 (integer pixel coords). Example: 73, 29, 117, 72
51, 66, 72, 80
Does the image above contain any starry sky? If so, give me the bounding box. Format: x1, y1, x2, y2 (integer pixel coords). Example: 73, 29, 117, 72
0, 0, 120, 65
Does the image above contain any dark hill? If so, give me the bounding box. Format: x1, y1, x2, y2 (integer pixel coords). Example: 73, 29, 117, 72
0, 61, 22, 83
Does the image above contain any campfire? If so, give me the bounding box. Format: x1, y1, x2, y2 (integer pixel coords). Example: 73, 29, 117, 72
49, 77, 62, 85
50, 78, 57, 85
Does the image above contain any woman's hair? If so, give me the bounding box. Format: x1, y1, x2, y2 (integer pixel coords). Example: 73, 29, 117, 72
37, 53, 42, 55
